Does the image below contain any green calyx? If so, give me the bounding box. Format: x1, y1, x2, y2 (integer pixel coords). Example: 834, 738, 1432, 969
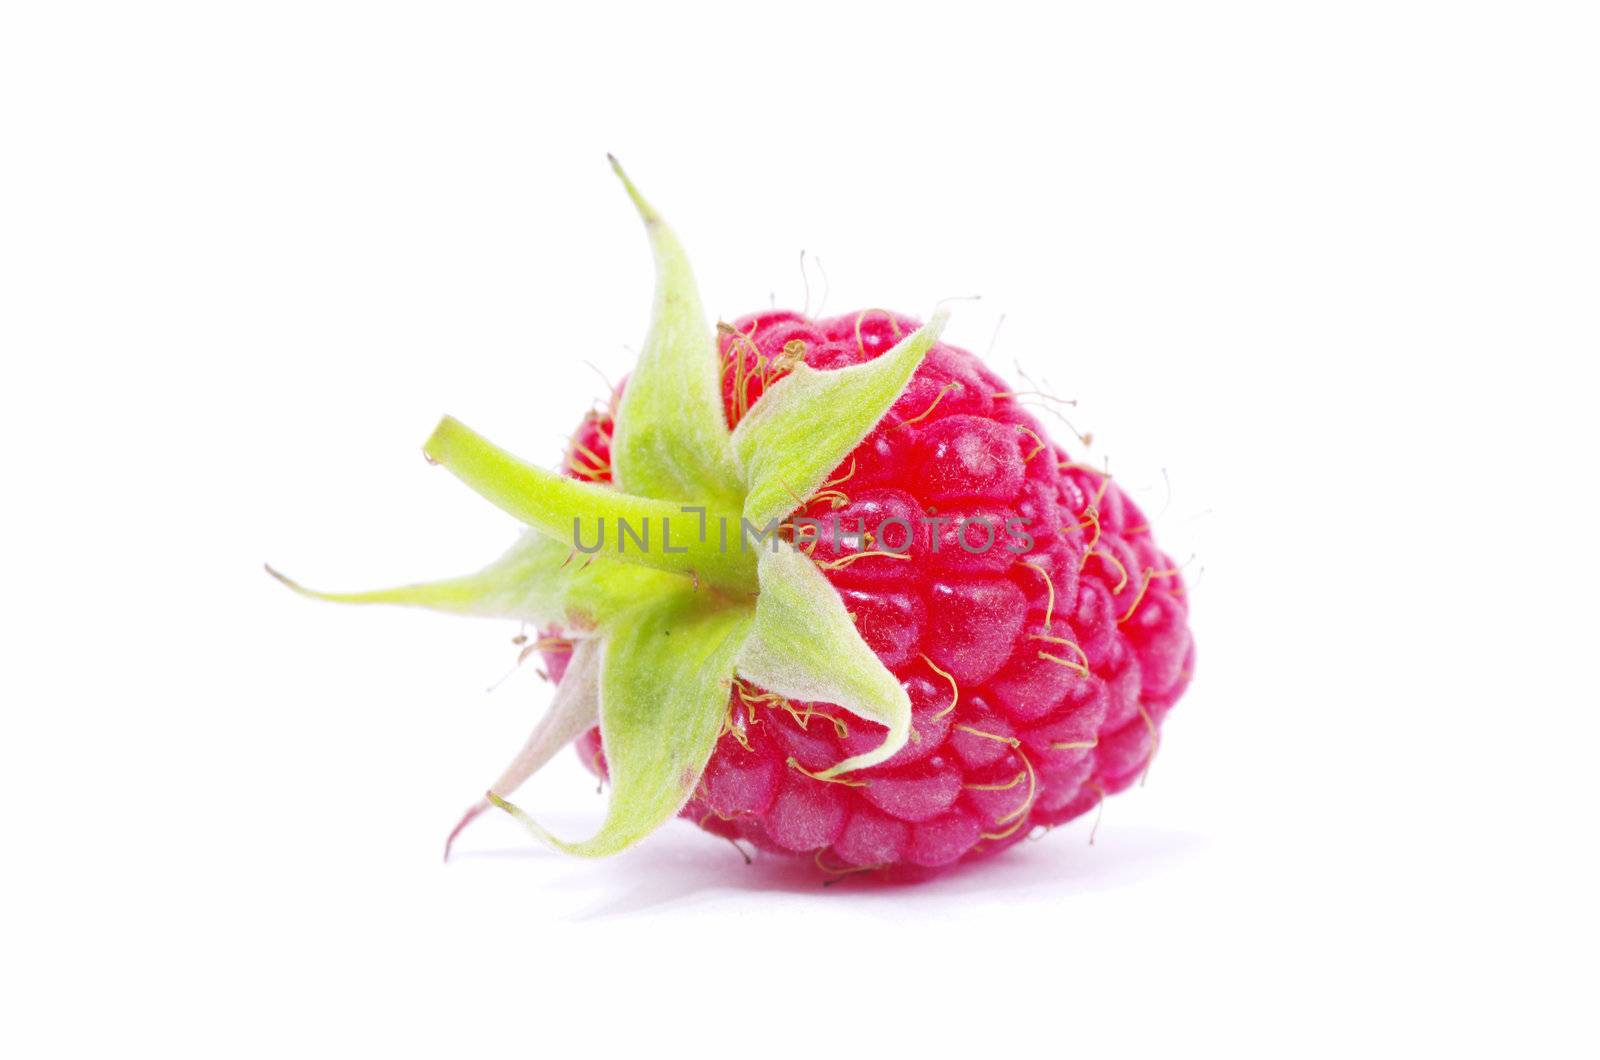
273, 158, 948, 858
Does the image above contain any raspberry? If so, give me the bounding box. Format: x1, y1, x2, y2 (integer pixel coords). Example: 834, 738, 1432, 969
278, 159, 1195, 879
556, 308, 1195, 875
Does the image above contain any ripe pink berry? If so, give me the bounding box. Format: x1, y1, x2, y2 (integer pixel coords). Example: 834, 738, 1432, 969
557, 308, 1195, 875
278, 160, 1195, 880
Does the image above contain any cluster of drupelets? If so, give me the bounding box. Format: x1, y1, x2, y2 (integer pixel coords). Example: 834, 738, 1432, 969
541, 309, 1192, 878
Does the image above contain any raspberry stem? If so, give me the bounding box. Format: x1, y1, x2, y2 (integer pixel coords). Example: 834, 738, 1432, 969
424, 414, 756, 595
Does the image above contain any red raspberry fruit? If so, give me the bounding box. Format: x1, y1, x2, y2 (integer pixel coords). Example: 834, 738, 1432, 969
557, 308, 1194, 874
275, 158, 1194, 880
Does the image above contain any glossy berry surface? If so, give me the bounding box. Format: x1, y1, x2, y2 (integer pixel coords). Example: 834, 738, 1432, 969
556, 309, 1194, 874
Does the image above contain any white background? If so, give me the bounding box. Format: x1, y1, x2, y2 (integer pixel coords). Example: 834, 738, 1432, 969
5, 2, 1596, 1055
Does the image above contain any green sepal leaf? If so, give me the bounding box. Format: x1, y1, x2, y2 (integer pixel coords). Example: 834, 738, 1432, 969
268, 530, 683, 631
731, 309, 948, 529
423, 415, 755, 594
605, 157, 742, 508
491, 588, 753, 857
735, 545, 911, 778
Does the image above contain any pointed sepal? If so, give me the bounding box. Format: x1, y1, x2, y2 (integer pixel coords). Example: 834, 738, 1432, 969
735, 546, 911, 777
268, 530, 682, 630
606, 157, 742, 507
444, 637, 602, 859
491, 589, 753, 857
731, 310, 948, 528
